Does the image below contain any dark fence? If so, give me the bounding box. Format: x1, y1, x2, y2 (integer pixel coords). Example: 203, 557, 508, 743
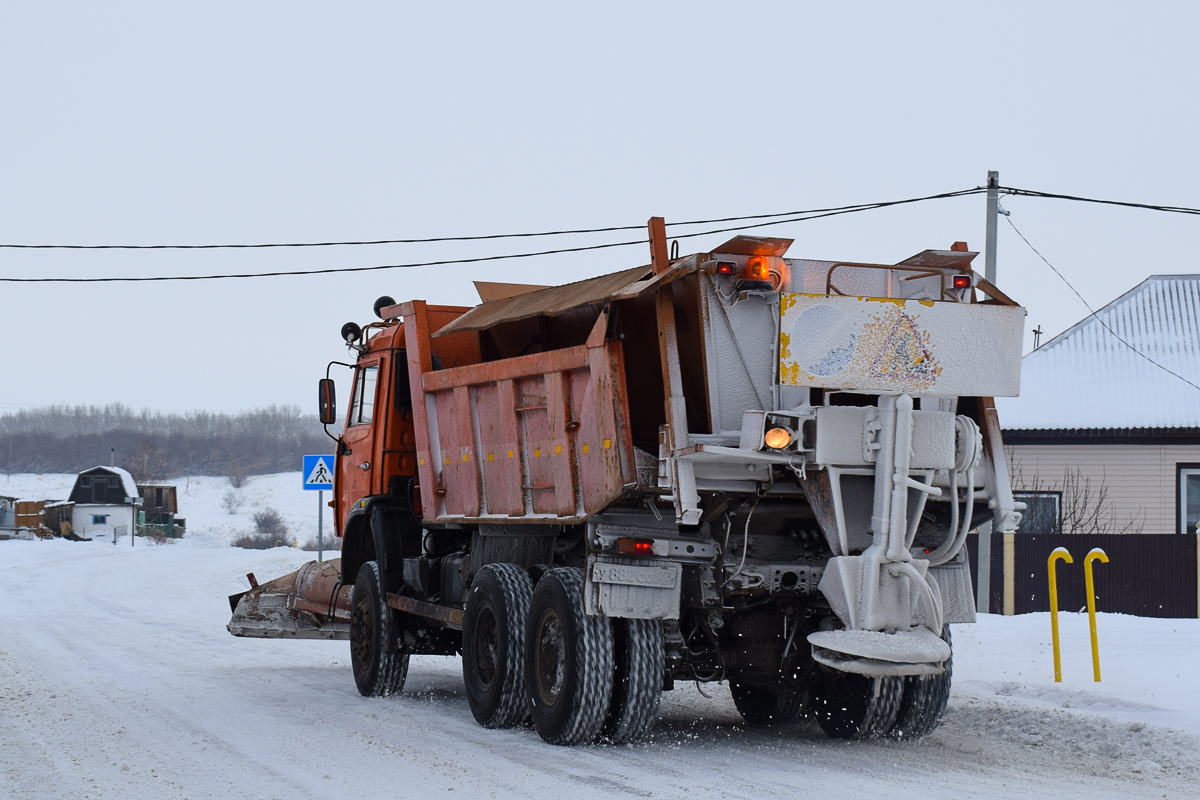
965, 533, 1199, 618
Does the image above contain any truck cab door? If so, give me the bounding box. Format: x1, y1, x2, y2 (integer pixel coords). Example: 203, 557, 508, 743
338, 361, 381, 525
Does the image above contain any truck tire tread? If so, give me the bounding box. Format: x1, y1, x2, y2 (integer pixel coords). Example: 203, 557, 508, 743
462, 563, 534, 729
602, 618, 664, 743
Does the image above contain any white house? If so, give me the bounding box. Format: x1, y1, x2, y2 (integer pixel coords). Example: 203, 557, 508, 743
68, 466, 143, 542
996, 275, 1200, 534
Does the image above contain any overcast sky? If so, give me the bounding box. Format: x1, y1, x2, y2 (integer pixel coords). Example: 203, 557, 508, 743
2, 2, 1197, 414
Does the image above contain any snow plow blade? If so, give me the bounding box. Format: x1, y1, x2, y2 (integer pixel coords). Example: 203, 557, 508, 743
227, 558, 351, 640
808, 628, 950, 677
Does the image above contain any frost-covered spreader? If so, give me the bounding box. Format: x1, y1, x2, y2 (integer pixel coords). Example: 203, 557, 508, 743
229, 219, 1025, 743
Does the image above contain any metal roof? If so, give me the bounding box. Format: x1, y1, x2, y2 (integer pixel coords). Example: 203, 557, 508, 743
997, 275, 1200, 431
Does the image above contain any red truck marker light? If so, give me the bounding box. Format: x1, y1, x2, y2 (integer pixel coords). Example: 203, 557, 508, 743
615, 537, 654, 555
716, 261, 736, 276
953, 275, 972, 289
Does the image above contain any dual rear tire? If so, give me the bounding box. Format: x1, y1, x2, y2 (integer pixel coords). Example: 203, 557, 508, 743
463, 565, 663, 745
808, 625, 953, 740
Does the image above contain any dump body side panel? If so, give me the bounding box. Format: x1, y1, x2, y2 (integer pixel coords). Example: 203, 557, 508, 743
406, 330, 633, 524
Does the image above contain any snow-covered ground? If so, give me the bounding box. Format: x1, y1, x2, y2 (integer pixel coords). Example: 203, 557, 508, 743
2, 536, 1198, 799
0, 472, 331, 548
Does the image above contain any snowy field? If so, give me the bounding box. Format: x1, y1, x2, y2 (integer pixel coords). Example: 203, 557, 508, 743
0, 472, 331, 548
2, 476, 1200, 799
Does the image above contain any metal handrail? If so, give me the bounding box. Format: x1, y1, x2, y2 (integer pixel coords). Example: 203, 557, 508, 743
824, 261, 945, 297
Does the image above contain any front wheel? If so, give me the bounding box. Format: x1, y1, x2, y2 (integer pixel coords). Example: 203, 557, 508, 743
525, 567, 614, 745
350, 561, 409, 697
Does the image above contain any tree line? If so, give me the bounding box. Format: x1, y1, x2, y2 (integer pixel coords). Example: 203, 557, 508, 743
0, 404, 337, 481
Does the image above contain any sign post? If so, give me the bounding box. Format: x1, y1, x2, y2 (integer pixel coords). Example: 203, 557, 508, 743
302, 455, 334, 562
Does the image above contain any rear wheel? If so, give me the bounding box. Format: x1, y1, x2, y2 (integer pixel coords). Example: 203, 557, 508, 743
602, 618, 664, 743
809, 668, 903, 740
889, 625, 953, 740
350, 561, 409, 697
525, 567, 614, 745
729, 681, 806, 726
462, 564, 534, 728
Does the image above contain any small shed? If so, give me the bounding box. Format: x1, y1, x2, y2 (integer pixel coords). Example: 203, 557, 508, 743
69, 466, 142, 542
0, 495, 19, 537
44, 500, 76, 537
137, 484, 178, 524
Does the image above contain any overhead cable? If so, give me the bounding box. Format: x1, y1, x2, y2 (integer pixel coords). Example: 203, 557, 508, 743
1004, 216, 1200, 394
1000, 187, 1200, 217
0, 188, 985, 251
0, 188, 985, 283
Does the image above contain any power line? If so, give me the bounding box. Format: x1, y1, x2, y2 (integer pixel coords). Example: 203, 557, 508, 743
0, 188, 984, 251
1004, 215, 1200, 394
0, 238, 645, 283
1000, 187, 1200, 217
0, 188, 986, 283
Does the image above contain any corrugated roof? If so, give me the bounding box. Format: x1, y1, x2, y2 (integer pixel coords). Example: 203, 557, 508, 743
997, 275, 1200, 431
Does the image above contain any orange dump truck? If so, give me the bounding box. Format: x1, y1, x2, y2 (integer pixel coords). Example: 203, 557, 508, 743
229, 219, 1026, 745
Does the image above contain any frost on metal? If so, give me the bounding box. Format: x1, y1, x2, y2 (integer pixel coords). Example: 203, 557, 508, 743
779, 293, 1026, 397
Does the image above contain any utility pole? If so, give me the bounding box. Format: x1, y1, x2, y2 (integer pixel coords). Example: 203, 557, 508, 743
984, 170, 999, 285
976, 170, 999, 612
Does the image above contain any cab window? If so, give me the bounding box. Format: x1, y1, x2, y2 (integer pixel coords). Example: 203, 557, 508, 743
347, 366, 379, 427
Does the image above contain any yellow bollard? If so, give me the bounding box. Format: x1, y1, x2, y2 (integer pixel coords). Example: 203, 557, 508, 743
1047, 547, 1073, 682
1084, 548, 1109, 682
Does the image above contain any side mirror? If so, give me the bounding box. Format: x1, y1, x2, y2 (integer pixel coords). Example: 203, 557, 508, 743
318, 379, 337, 425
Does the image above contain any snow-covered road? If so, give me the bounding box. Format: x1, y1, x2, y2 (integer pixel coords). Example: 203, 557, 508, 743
2, 539, 1198, 800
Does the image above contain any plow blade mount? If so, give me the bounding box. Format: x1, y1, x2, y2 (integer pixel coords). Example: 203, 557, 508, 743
227, 558, 351, 640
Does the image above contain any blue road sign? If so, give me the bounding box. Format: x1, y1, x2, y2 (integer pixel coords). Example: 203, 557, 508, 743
303, 455, 334, 490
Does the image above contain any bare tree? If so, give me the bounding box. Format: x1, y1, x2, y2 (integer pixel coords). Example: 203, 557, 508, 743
1008, 449, 1146, 535
225, 459, 249, 489
128, 441, 168, 483
222, 488, 244, 514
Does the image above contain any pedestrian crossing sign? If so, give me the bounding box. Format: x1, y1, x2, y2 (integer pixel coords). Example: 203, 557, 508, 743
303, 455, 334, 490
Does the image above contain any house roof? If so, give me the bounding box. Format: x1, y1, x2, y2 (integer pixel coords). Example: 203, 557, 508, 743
78, 466, 141, 501
997, 274, 1200, 431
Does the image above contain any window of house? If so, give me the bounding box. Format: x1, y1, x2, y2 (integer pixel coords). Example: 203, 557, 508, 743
80, 477, 91, 488
1179, 466, 1200, 534
155, 488, 164, 507
1014, 491, 1061, 534
92, 514, 108, 525
347, 366, 379, 427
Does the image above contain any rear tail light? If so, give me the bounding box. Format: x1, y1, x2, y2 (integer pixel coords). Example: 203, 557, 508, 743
615, 537, 655, 556
952, 274, 972, 289
716, 261, 736, 276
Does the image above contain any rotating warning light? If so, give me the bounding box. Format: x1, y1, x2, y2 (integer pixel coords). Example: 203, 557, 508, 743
615, 537, 655, 556
763, 426, 793, 450
745, 256, 770, 282
952, 274, 972, 290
